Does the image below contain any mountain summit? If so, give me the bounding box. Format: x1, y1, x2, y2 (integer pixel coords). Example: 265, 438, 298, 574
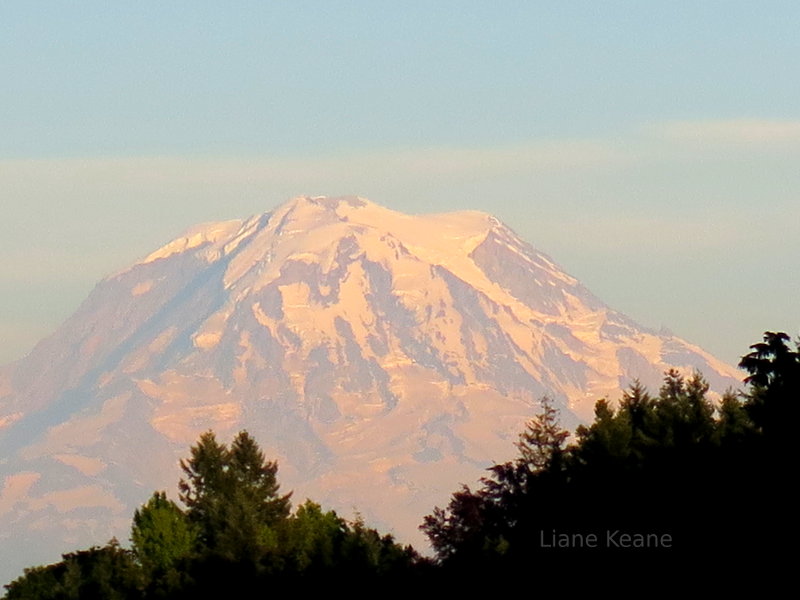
0, 195, 738, 581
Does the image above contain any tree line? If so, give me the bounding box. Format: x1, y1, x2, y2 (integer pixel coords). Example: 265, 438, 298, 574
4, 331, 798, 595
422, 331, 797, 580
4, 431, 427, 598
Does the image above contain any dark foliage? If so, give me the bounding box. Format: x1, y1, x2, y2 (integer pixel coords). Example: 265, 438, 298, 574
422, 332, 799, 581
5, 430, 429, 598
4, 540, 141, 600
739, 331, 800, 439
178, 430, 291, 564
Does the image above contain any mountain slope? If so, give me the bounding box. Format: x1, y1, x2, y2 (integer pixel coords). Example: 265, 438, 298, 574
0, 195, 740, 582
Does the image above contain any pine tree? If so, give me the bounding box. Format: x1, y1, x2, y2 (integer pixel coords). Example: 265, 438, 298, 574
178, 430, 229, 551
514, 396, 569, 474
739, 331, 800, 438
228, 430, 291, 527
217, 431, 291, 563
178, 430, 291, 564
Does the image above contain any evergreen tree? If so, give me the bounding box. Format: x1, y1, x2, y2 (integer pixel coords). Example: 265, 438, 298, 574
714, 389, 752, 445
218, 431, 291, 563
739, 331, 800, 438
422, 396, 571, 568
178, 430, 228, 551
653, 369, 715, 448
575, 397, 633, 467
514, 396, 569, 474
736, 331, 797, 563
178, 430, 291, 564
228, 430, 291, 528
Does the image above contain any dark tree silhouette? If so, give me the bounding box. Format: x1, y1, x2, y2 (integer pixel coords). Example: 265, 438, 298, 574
739, 331, 800, 437
178, 430, 290, 564
422, 346, 797, 581
4, 540, 141, 600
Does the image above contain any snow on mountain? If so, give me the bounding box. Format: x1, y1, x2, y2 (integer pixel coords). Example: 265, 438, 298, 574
0, 195, 740, 583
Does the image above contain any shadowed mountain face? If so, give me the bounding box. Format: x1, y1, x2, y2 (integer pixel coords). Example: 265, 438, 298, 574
0, 196, 739, 582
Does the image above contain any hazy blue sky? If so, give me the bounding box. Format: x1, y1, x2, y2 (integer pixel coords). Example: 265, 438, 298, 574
2, 1, 798, 367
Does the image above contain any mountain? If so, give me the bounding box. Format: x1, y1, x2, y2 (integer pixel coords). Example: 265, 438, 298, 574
0, 196, 739, 583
